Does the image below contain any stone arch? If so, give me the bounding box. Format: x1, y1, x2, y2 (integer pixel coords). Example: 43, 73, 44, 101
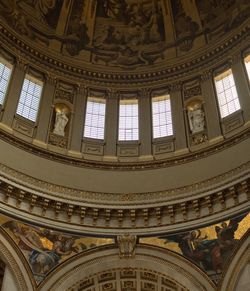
220, 230, 250, 291
0, 228, 34, 291
40, 245, 215, 291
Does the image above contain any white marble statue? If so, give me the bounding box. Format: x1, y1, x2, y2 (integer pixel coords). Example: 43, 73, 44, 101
188, 105, 205, 134
53, 110, 68, 137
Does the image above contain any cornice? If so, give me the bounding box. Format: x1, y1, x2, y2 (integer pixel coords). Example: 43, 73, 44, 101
217, 230, 250, 291
0, 160, 249, 235
0, 21, 249, 87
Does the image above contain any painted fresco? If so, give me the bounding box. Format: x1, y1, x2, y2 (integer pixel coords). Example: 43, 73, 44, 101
0, 216, 114, 285
196, 0, 250, 41
0, 0, 249, 68
140, 212, 250, 283
92, 0, 166, 67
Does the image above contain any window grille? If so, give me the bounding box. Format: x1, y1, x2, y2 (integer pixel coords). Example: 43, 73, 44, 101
0, 58, 12, 105
152, 95, 173, 138
84, 97, 106, 140
119, 99, 139, 141
16, 75, 43, 122
214, 69, 240, 118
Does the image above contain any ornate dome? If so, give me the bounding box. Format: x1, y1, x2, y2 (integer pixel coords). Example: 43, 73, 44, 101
0, 1, 249, 291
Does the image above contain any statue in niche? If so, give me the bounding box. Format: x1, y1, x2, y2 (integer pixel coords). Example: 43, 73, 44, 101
188, 103, 205, 134
53, 105, 69, 137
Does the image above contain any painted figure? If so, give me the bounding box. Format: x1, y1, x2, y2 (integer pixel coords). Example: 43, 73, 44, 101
159, 213, 248, 273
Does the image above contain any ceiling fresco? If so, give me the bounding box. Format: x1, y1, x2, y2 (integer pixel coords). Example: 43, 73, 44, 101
0, 212, 249, 287
0, 0, 249, 69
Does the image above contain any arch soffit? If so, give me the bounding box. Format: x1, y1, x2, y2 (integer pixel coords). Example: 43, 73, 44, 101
39, 245, 216, 291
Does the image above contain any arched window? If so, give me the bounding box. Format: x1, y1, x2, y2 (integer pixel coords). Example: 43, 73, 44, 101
119, 99, 139, 141
16, 75, 43, 122
84, 97, 106, 140
0, 57, 12, 106
152, 95, 173, 138
214, 69, 240, 118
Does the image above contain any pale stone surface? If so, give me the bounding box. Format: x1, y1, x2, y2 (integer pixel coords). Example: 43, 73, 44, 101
53, 111, 68, 137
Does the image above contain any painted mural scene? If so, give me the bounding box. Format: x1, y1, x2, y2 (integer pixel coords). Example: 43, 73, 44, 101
1, 212, 249, 285
0, 0, 249, 68
0, 215, 114, 285
140, 212, 250, 282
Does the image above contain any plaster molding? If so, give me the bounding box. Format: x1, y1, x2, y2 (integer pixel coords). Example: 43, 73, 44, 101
0, 161, 249, 234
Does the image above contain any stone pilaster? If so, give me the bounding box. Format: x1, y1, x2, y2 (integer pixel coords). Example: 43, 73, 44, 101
231, 53, 250, 122
1, 59, 26, 130
33, 74, 56, 146
170, 83, 187, 151
139, 89, 152, 157
200, 71, 222, 140
104, 89, 119, 157
69, 85, 87, 155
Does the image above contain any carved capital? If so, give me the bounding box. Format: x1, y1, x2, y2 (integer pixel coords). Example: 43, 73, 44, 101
15, 58, 28, 71
107, 89, 119, 99
45, 73, 57, 85
229, 52, 242, 65
169, 82, 182, 93
200, 70, 213, 82
76, 84, 87, 96
138, 88, 151, 98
